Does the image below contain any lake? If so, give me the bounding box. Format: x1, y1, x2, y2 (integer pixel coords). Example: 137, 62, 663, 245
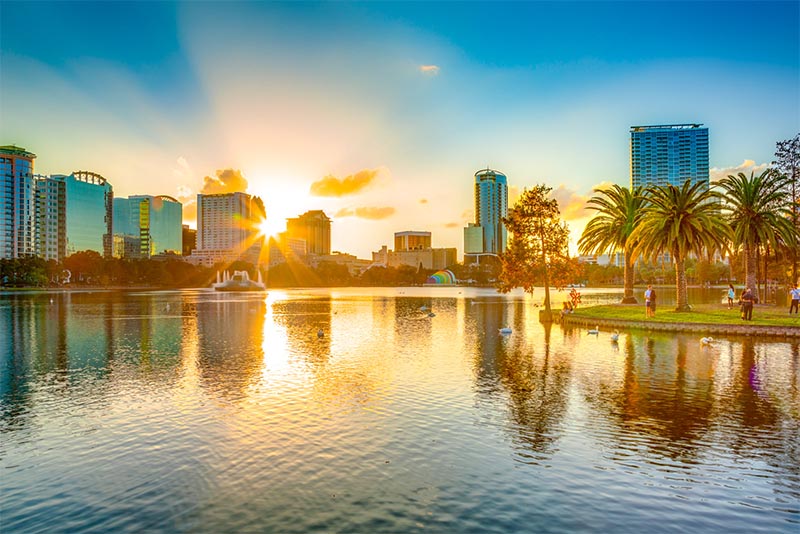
1, 287, 798, 533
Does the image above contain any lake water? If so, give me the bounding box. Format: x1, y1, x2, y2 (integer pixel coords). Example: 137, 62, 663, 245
1, 288, 798, 533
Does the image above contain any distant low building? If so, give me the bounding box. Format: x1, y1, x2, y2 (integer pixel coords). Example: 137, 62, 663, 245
308, 252, 372, 276
372, 245, 457, 271
394, 231, 431, 251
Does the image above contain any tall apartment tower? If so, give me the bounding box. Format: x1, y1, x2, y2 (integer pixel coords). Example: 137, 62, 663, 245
194, 192, 265, 265
464, 168, 508, 256
113, 195, 182, 258
630, 124, 709, 189
286, 210, 331, 255
0, 145, 37, 259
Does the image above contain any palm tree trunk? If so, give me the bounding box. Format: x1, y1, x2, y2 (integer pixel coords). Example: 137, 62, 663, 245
744, 245, 757, 295
675, 256, 690, 311
621, 252, 637, 304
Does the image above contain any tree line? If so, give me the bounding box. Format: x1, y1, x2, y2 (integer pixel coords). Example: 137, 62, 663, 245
499, 134, 799, 316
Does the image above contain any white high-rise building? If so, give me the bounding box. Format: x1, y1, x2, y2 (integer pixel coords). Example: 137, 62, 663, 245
191, 192, 265, 266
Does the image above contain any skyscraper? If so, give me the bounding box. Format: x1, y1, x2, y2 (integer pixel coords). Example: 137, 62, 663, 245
630, 124, 709, 189
113, 195, 182, 258
33, 171, 113, 260
0, 145, 37, 259
193, 192, 264, 266
464, 168, 508, 257
286, 210, 331, 256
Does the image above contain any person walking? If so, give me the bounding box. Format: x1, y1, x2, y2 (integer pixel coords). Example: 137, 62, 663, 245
741, 287, 755, 320
644, 285, 653, 318
790, 284, 800, 314
727, 284, 736, 310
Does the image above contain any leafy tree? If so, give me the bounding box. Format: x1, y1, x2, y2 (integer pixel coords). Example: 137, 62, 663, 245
578, 184, 644, 303
774, 133, 800, 283
629, 180, 730, 311
717, 170, 796, 293
498, 184, 575, 320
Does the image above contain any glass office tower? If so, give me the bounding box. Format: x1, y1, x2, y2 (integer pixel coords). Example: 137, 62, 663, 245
630, 124, 709, 189
0, 145, 37, 259
472, 168, 508, 255
64, 171, 113, 257
113, 195, 182, 258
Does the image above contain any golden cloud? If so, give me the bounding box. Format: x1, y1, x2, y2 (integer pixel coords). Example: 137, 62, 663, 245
334, 206, 396, 220
444, 222, 460, 228
176, 185, 197, 223
419, 65, 440, 75
310, 168, 380, 197
550, 185, 591, 221
710, 160, 769, 183
201, 168, 249, 195
419, 198, 428, 204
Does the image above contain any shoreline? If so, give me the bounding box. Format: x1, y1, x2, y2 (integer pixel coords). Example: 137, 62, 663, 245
564, 304, 800, 338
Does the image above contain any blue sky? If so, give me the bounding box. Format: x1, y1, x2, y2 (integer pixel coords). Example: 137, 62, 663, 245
1, 1, 798, 257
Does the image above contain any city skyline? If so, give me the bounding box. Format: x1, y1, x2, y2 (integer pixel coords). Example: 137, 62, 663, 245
1, 1, 798, 258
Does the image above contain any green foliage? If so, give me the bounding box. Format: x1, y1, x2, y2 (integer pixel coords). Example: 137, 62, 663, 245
630, 180, 730, 311
499, 184, 576, 315
571, 303, 799, 327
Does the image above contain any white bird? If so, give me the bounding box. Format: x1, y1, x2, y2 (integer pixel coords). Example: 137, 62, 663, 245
49, 298, 54, 304
701, 337, 714, 345
165, 303, 171, 311
317, 329, 324, 338
587, 326, 600, 335
499, 327, 513, 334
610, 331, 620, 342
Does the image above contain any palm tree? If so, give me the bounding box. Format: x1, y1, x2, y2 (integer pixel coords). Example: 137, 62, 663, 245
717, 170, 797, 293
578, 185, 644, 303
629, 180, 730, 311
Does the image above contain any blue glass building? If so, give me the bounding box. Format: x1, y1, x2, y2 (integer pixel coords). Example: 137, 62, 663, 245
63, 172, 114, 257
470, 168, 508, 255
113, 195, 183, 258
0, 145, 37, 259
630, 124, 709, 189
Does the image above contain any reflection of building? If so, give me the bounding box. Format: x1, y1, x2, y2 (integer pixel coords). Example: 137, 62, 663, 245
464, 168, 508, 257
1, 145, 37, 259
286, 210, 331, 256
113, 195, 182, 258
191, 192, 265, 266
630, 124, 709, 189
34, 171, 114, 259
182, 225, 196, 257
394, 231, 431, 251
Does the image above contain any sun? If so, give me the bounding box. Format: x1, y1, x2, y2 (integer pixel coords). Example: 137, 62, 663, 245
258, 217, 283, 240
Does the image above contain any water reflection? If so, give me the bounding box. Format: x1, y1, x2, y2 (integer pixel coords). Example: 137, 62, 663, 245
0, 289, 797, 533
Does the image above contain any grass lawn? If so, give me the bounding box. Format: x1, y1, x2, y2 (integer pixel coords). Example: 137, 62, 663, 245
571, 303, 800, 327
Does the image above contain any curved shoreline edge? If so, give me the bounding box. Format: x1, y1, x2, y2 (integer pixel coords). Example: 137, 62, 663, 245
563, 314, 800, 338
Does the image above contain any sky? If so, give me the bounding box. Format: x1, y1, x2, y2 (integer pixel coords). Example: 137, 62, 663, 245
1, 1, 798, 259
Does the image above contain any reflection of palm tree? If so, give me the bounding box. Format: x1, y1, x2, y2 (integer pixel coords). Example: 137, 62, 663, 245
579, 185, 644, 303
580, 334, 716, 460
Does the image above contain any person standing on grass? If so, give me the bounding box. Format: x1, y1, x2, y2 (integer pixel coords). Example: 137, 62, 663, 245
650, 287, 657, 317
727, 284, 736, 309
790, 284, 800, 314
644, 285, 653, 318
741, 287, 755, 320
